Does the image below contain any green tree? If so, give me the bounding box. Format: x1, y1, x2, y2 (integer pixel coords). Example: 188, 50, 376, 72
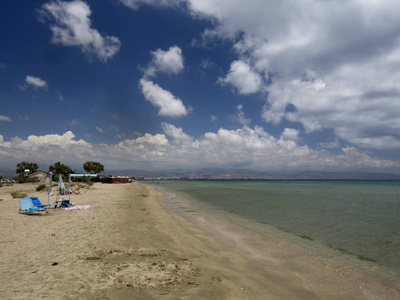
16, 161, 39, 175
49, 162, 74, 178
83, 161, 104, 174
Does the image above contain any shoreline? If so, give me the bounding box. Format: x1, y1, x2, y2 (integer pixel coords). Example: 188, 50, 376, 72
150, 183, 400, 299
1, 182, 399, 299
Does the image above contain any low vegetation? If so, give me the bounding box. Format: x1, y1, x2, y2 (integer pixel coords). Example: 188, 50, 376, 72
36, 184, 46, 191
10, 191, 27, 199
17, 174, 33, 183
75, 183, 86, 191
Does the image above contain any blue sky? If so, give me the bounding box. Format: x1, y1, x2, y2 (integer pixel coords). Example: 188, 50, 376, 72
1, 0, 400, 173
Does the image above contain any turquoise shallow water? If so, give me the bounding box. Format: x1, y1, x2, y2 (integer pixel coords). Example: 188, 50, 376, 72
145, 180, 400, 274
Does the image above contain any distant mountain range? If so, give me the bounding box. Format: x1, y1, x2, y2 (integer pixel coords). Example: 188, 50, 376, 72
2, 166, 399, 180
0, 167, 16, 179
106, 168, 400, 180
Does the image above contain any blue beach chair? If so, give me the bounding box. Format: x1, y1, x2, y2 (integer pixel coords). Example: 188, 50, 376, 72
19, 198, 45, 214
29, 196, 58, 209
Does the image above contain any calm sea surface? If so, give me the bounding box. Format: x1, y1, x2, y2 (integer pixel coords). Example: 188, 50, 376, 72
144, 180, 400, 273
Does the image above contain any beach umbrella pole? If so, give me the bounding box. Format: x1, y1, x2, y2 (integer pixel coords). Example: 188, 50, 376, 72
47, 172, 52, 213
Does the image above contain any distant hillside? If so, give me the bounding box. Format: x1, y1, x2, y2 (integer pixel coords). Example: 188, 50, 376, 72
107, 168, 400, 180
0, 167, 16, 178
3, 166, 399, 180
289, 171, 400, 180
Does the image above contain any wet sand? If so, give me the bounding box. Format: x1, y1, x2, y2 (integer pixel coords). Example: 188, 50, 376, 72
0, 182, 399, 299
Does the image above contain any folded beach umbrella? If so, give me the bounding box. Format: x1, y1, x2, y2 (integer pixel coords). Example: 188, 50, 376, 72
58, 175, 67, 194
48, 172, 53, 197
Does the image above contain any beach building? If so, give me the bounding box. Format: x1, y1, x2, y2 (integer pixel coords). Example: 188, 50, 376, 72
95, 174, 134, 184
28, 170, 50, 182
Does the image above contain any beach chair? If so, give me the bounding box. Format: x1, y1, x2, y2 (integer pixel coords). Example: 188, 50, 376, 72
29, 196, 58, 209
19, 198, 45, 214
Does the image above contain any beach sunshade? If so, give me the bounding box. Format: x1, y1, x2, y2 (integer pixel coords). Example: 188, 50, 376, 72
58, 175, 67, 194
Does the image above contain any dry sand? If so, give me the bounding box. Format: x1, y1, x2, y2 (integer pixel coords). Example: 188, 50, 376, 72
0, 182, 399, 299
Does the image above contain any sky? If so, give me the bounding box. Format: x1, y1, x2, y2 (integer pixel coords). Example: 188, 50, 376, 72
1, 0, 400, 174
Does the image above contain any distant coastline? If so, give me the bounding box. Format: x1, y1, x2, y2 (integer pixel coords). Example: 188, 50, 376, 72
2, 167, 399, 181
114, 169, 400, 181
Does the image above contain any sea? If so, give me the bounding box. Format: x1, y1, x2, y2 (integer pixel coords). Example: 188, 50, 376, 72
144, 180, 400, 275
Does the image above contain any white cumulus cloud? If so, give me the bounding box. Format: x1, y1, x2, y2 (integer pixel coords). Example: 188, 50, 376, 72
231, 104, 251, 126
177, 0, 400, 151
161, 122, 193, 144
281, 128, 300, 142
0, 115, 12, 122
218, 60, 262, 95
25, 75, 48, 89
40, 0, 121, 62
118, 0, 400, 151
145, 46, 184, 78
139, 46, 188, 118
140, 79, 188, 117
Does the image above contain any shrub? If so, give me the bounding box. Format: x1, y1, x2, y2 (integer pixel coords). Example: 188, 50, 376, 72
72, 177, 83, 182
36, 184, 46, 191
11, 191, 27, 199
17, 174, 33, 183
75, 183, 85, 191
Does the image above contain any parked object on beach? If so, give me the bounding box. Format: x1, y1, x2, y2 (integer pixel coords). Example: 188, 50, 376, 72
58, 199, 71, 208
64, 205, 91, 211
95, 174, 133, 184
29, 196, 58, 209
18, 198, 45, 214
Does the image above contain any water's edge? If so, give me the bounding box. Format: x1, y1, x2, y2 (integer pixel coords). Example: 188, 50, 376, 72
151, 183, 400, 286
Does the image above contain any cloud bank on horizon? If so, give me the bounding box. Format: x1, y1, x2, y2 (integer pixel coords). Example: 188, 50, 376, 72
1, 0, 400, 173
0, 128, 398, 172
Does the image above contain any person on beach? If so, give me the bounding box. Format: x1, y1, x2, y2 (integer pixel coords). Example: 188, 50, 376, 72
58, 189, 80, 195
68, 188, 80, 195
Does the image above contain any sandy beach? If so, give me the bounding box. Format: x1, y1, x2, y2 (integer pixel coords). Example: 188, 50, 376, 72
1, 182, 400, 299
